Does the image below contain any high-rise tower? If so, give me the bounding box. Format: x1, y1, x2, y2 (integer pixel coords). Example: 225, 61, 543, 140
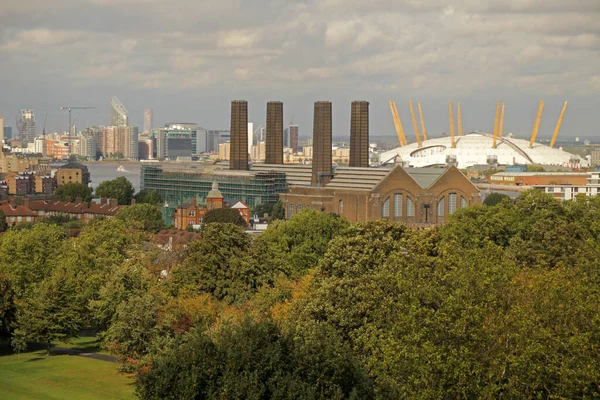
144, 109, 153, 133
349, 101, 369, 168
230, 100, 249, 170
311, 101, 333, 186
265, 101, 283, 164
110, 96, 128, 126
0, 116, 4, 143
19, 109, 37, 144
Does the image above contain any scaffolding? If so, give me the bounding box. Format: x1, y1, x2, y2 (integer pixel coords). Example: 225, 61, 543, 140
141, 165, 287, 224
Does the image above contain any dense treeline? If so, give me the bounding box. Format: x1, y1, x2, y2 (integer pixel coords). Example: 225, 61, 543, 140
1, 189, 600, 399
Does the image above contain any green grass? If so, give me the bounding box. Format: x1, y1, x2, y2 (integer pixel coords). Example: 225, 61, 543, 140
0, 339, 135, 400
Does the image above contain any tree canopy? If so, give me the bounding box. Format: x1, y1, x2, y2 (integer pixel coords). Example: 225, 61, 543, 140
54, 182, 93, 202
202, 208, 246, 227
483, 192, 510, 206
134, 189, 162, 206
116, 203, 164, 233
95, 176, 135, 205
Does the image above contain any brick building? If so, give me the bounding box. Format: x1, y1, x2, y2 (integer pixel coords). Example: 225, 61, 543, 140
489, 171, 588, 187
55, 161, 91, 186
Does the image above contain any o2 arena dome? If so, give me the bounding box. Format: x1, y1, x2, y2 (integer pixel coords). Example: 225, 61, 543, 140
379, 132, 587, 169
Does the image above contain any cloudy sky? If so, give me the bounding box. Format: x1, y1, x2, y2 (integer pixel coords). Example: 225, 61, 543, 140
1, 0, 598, 141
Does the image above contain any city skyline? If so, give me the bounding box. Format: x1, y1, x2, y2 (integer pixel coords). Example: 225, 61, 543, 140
0, 1, 598, 139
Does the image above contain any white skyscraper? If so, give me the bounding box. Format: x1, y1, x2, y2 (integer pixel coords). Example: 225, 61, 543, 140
109, 96, 128, 126
144, 109, 153, 133
247, 122, 253, 155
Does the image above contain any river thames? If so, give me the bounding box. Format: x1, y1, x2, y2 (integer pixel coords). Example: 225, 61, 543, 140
84, 163, 142, 192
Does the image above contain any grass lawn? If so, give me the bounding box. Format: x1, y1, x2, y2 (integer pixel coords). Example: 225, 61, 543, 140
0, 338, 135, 400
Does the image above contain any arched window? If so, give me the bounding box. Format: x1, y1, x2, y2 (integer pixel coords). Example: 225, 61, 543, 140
448, 193, 457, 214
394, 193, 403, 217
460, 197, 467, 208
437, 197, 445, 217
338, 199, 344, 214
382, 197, 390, 217
407, 198, 415, 217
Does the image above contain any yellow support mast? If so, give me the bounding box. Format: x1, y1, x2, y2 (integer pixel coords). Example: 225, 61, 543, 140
498, 103, 505, 138
417, 102, 428, 141
529, 100, 545, 148
448, 100, 456, 148
492, 100, 500, 148
550, 101, 568, 148
388, 101, 407, 146
409, 100, 422, 148
457, 103, 463, 136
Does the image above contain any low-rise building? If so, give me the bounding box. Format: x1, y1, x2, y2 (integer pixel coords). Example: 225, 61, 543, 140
534, 171, 600, 201
55, 161, 91, 186
488, 171, 588, 187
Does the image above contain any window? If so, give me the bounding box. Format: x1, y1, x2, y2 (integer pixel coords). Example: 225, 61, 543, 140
338, 199, 344, 214
437, 197, 445, 217
407, 198, 415, 217
460, 197, 467, 208
382, 197, 390, 217
394, 193, 403, 217
448, 193, 457, 214
189, 211, 195, 217
288, 204, 293, 217
297, 204, 303, 213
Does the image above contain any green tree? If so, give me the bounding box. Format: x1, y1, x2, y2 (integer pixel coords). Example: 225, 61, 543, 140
134, 189, 162, 206
202, 208, 246, 226
0, 224, 66, 298
252, 209, 349, 277
115, 203, 164, 233
12, 266, 86, 355
271, 200, 285, 221
95, 176, 135, 205
170, 223, 257, 303
0, 274, 16, 340
54, 182, 93, 202
483, 192, 510, 206
0, 210, 8, 233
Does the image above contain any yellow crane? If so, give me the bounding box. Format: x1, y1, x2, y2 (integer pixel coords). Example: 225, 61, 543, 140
492, 100, 500, 148
448, 100, 456, 148
457, 103, 463, 136
417, 102, 428, 141
529, 100, 545, 148
498, 103, 505, 138
550, 101, 568, 148
409, 100, 422, 147
389, 101, 407, 146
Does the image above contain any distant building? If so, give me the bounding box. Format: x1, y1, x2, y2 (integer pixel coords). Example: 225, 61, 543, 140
3, 126, 12, 141
0, 151, 44, 173
138, 137, 153, 160
534, 171, 600, 201
78, 134, 97, 160
19, 109, 37, 144
218, 142, 230, 160
206, 130, 230, 153
55, 161, 91, 186
230, 101, 248, 170
289, 125, 299, 153
109, 96, 128, 126
97, 126, 138, 160
591, 150, 600, 166
34, 137, 47, 157
488, 171, 588, 187
156, 123, 203, 160
144, 109, 153, 133
0, 116, 4, 143
174, 182, 224, 229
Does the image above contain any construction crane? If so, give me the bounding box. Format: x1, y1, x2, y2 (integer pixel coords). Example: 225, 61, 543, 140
417, 102, 428, 141
389, 101, 407, 146
550, 101, 568, 148
492, 100, 501, 148
498, 103, 505, 138
409, 101, 422, 148
43, 112, 48, 136
448, 100, 456, 148
457, 103, 463, 136
529, 101, 544, 148
60, 106, 95, 137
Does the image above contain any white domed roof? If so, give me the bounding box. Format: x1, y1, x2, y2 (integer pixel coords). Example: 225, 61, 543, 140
379, 132, 586, 169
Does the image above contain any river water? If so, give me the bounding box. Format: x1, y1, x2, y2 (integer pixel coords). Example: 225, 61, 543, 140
84, 163, 142, 192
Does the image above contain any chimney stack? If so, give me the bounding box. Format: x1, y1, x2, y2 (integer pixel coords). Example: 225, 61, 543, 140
265, 101, 283, 164
311, 101, 333, 186
230, 100, 249, 170
349, 101, 369, 168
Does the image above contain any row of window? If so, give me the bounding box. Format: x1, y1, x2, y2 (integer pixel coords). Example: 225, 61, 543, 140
382, 193, 467, 218
288, 204, 309, 216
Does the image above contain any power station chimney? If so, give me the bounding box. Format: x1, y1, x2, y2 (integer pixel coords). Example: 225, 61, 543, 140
265, 101, 283, 164
349, 101, 369, 168
311, 101, 333, 186
230, 100, 248, 170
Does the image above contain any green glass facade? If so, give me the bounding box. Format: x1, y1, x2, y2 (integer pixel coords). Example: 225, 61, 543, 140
141, 165, 287, 225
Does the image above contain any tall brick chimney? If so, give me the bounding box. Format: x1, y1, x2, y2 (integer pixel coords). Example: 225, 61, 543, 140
349, 101, 369, 168
229, 100, 249, 170
265, 101, 283, 164
311, 101, 333, 186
